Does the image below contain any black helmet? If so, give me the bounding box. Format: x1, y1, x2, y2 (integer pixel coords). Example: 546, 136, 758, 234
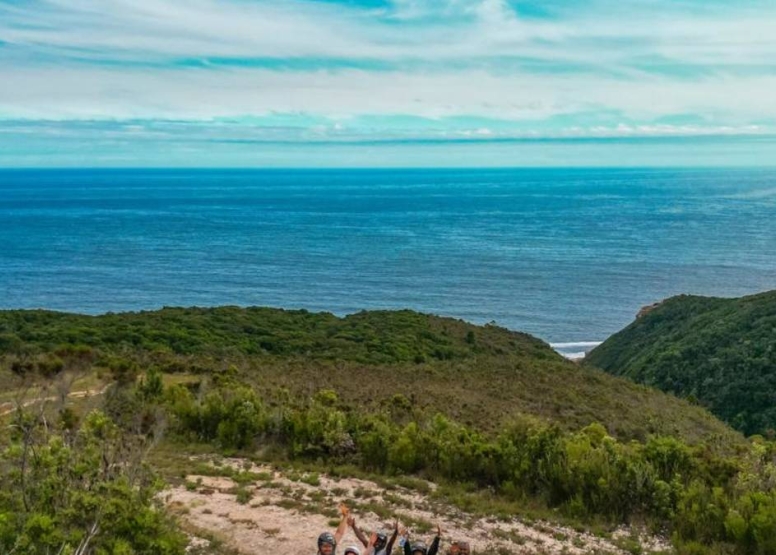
411, 541, 428, 555
375, 532, 388, 548
318, 532, 337, 549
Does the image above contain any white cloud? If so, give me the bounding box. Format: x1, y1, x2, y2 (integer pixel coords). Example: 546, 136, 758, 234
2, 65, 776, 125
0, 0, 775, 139
1, 0, 775, 68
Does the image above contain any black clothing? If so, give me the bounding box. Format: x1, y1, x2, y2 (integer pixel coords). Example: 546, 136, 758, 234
403, 536, 440, 555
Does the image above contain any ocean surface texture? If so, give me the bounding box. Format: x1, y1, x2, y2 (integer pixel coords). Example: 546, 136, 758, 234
2, 168, 775, 356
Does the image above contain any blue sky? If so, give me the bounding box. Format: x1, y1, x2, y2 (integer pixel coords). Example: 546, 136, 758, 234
1, 0, 776, 167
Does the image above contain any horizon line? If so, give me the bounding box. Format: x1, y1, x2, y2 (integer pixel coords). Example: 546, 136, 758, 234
2, 165, 776, 171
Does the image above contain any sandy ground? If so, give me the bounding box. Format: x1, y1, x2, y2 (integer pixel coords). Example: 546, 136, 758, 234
164, 458, 672, 555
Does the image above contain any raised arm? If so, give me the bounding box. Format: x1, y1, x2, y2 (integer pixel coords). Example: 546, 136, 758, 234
364, 531, 378, 555
385, 520, 399, 555
403, 528, 412, 555
348, 515, 369, 548
334, 504, 350, 544
428, 524, 441, 555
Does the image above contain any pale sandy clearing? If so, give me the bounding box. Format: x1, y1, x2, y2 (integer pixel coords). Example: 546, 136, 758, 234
165, 458, 672, 555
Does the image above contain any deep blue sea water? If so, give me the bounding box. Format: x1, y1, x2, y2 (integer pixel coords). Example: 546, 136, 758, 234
1, 168, 775, 356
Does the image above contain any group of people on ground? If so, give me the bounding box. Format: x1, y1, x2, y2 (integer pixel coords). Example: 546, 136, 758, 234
316, 505, 472, 555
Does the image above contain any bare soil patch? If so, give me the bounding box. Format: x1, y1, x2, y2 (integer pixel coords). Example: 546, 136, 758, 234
165, 458, 672, 555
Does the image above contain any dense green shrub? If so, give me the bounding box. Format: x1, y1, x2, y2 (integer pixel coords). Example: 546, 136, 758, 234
166, 380, 267, 450
0, 410, 186, 554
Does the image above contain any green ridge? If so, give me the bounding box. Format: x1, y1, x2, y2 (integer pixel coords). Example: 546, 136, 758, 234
585, 290, 776, 435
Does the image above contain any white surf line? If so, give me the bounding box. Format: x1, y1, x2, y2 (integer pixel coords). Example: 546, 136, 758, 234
550, 341, 603, 360
551, 341, 604, 349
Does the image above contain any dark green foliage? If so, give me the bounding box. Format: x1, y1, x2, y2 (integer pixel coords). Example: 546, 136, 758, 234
586, 290, 776, 435
0, 307, 547, 364
10, 353, 65, 378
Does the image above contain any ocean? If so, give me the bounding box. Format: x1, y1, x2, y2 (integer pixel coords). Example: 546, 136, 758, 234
1, 168, 775, 356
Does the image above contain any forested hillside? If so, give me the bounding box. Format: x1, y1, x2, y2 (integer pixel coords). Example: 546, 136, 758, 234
585, 290, 776, 435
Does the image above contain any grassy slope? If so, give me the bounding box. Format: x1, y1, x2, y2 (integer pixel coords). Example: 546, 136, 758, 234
585, 290, 776, 435
0, 306, 742, 446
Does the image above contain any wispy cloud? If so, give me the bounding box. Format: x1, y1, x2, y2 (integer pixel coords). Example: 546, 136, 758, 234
1, 0, 775, 165
4, 65, 776, 124
3, 0, 773, 68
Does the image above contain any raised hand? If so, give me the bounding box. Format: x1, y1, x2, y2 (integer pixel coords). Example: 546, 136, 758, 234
436, 523, 442, 537
369, 532, 378, 546
334, 505, 350, 544
339, 503, 350, 517
347, 516, 356, 527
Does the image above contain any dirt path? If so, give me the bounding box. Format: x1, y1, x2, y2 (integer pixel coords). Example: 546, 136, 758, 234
166, 458, 672, 555
0, 383, 112, 416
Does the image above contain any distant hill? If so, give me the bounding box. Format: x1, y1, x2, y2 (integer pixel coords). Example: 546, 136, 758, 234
0, 306, 741, 446
585, 290, 776, 435
0, 306, 548, 364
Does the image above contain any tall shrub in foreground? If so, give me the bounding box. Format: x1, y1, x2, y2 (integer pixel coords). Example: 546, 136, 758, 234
0, 406, 186, 554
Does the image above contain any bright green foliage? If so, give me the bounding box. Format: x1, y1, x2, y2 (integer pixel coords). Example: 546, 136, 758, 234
0, 410, 186, 554
388, 422, 424, 473
166, 381, 266, 450
138, 366, 164, 401
287, 390, 355, 458
586, 290, 776, 435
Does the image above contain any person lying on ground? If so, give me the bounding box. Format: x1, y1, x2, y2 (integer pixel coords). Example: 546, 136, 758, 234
403, 524, 441, 555
349, 516, 399, 555
316, 503, 350, 555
